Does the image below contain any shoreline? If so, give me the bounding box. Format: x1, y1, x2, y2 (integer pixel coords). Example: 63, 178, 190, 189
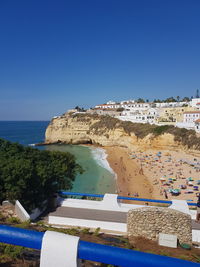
104, 146, 153, 198
38, 142, 200, 202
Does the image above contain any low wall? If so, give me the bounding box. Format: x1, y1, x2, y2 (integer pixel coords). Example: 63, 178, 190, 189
49, 216, 127, 233
15, 200, 30, 222
15, 200, 47, 222
127, 207, 192, 245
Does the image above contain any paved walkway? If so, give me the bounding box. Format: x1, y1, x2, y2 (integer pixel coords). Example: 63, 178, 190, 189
49, 207, 127, 223
50, 207, 200, 228
192, 220, 200, 230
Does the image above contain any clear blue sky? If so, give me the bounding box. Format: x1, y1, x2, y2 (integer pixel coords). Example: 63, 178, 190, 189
0, 0, 200, 120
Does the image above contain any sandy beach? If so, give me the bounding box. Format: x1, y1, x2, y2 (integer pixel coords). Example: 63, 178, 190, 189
105, 147, 153, 199
105, 146, 200, 203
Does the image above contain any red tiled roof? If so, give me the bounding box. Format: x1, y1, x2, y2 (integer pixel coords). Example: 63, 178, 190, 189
184, 111, 200, 114
195, 119, 200, 123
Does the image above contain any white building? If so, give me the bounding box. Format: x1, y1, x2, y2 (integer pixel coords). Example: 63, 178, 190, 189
121, 102, 150, 110
95, 103, 121, 109
190, 98, 200, 108
176, 111, 200, 130
154, 101, 188, 108
195, 119, 200, 133
106, 100, 116, 105
119, 108, 158, 124
183, 111, 200, 124
120, 100, 135, 104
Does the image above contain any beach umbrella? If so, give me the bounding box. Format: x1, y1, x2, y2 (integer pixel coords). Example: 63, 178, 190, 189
186, 190, 193, 194
160, 177, 166, 181
188, 181, 193, 186
180, 185, 187, 189
197, 180, 200, 185
193, 186, 199, 190
171, 189, 180, 195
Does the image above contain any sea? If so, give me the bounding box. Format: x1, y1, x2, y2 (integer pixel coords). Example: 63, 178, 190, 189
0, 121, 116, 194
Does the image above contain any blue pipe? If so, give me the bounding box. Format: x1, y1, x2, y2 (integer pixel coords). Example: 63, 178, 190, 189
118, 196, 172, 204
0, 225, 43, 250
78, 240, 198, 267
0, 225, 198, 267
59, 191, 197, 206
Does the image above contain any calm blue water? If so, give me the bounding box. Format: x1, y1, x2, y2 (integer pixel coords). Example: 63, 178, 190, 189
0, 121, 49, 145
0, 121, 116, 194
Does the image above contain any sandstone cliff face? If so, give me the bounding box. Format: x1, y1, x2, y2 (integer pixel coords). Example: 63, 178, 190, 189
45, 113, 200, 154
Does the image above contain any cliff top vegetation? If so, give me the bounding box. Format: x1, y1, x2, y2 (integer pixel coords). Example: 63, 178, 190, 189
72, 113, 200, 149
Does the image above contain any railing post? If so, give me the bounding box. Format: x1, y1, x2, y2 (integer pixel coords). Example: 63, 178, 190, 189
40, 231, 80, 267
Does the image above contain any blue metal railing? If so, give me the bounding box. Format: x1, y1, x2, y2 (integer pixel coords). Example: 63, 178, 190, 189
0, 225, 198, 267
59, 191, 197, 206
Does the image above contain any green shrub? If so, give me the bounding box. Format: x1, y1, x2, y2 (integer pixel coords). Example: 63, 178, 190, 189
75, 113, 200, 149
3, 245, 24, 259
94, 227, 101, 236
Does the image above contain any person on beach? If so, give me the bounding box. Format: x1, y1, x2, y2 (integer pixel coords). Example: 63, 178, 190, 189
164, 189, 168, 199
196, 193, 200, 222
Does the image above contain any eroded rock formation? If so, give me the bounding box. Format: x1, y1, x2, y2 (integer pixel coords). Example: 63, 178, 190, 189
45, 113, 200, 155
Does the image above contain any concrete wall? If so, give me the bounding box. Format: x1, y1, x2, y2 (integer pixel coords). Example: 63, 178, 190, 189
15, 200, 30, 222
15, 200, 47, 222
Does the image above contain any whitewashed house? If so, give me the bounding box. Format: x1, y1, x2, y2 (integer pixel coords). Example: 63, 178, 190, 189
154, 101, 188, 108
176, 111, 200, 130
190, 98, 200, 108
195, 119, 200, 133
184, 111, 200, 124
95, 103, 121, 109
118, 108, 158, 124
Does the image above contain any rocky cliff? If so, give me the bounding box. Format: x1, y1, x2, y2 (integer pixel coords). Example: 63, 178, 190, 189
45, 113, 200, 154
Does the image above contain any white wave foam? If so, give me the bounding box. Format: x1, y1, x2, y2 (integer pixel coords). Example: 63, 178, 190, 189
90, 147, 115, 175
28, 143, 36, 146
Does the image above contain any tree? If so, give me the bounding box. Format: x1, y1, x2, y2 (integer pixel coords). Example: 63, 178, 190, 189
182, 97, 190, 102
136, 98, 145, 103
0, 139, 83, 212
196, 89, 199, 98
74, 106, 85, 112
153, 99, 162, 103
176, 96, 180, 102
116, 107, 124, 112
164, 97, 176, 103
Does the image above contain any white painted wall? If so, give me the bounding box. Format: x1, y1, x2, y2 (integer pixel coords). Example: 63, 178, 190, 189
15, 200, 47, 221
50, 197, 196, 233
15, 200, 30, 222
60, 194, 145, 212
191, 98, 200, 107
48, 216, 127, 233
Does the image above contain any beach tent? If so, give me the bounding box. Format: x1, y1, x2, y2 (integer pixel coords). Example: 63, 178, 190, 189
185, 190, 193, 194
171, 189, 180, 196
160, 177, 166, 181
180, 185, 187, 189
